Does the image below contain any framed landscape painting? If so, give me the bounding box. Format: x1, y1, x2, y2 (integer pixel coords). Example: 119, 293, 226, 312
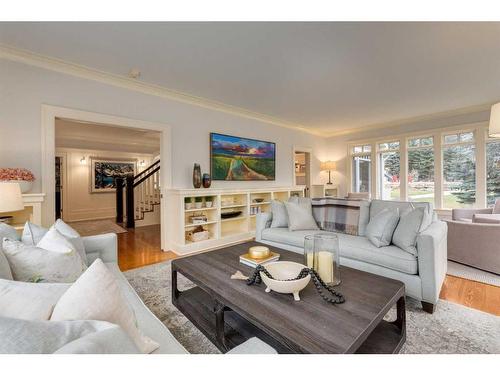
210, 133, 276, 181
90, 158, 136, 193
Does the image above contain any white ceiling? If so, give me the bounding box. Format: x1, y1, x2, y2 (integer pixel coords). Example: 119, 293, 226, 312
2, 22, 500, 135
55, 119, 160, 154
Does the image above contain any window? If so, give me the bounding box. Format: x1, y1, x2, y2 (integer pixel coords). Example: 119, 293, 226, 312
378, 141, 400, 200
407, 136, 434, 204
486, 139, 500, 206
351, 145, 371, 193
442, 131, 476, 208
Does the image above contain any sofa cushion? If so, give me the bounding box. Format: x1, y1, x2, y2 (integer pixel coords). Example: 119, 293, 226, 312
0, 247, 13, 280
472, 213, 500, 224
392, 207, 425, 256
493, 199, 500, 214
285, 201, 319, 231
261, 227, 324, 248
337, 233, 418, 274
365, 208, 400, 247
369, 199, 432, 231
0, 279, 70, 320
270, 200, 288, 228
51, 259, 159, 354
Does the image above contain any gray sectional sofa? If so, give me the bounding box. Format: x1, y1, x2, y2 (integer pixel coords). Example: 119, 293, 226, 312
256, 199, 448, 313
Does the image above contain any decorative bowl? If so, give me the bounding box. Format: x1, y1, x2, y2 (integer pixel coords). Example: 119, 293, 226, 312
248, 245, 270, 259
259, 261, 310, 301
221, 210, 242, 219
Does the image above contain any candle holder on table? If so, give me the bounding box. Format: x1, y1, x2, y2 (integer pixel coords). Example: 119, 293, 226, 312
304, 233, 341, 286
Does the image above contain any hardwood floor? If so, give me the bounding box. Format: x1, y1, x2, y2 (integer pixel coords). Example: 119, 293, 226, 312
118, 225, 176, 272
117, 225, 499, 316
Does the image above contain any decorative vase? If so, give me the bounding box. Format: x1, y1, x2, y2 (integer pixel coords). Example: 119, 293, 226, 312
7, 180, 33, 193
194, 201, 203, 209
202, 173, 211, 188
192, 164, 202, 188
205, 201, 213, 208
304, 234, 341, 286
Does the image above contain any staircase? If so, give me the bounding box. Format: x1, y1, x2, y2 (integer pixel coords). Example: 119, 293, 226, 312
115, 160, 161, 228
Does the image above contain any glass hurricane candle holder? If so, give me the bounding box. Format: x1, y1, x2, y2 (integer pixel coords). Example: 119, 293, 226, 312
304, 233, 341, 286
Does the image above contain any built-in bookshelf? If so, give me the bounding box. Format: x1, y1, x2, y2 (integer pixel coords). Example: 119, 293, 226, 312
165, 187, 305, 255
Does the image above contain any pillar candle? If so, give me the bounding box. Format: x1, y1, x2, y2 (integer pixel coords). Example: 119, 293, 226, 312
316, 251, 334, 284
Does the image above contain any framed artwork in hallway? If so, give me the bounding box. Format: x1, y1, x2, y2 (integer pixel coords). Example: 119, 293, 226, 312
210, 132, 276, 181
90, 158, 136, 193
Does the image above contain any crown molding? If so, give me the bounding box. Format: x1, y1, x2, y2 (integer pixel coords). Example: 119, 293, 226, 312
0, 44, 323, 137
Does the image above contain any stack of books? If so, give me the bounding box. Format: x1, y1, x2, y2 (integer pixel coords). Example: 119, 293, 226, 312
239, 252, 280, 268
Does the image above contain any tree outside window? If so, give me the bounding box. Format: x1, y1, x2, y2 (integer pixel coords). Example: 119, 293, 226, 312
486, 140, 500, 206
407, 137, 434, 204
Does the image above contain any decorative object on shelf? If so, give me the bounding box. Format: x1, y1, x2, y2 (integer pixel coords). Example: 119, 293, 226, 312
205, 196, 214, 208
210, 133, 276, 181
253, 198, 265, 203
192, 163, 202, 188
190, 214, 208, 224
239, 262, 345, 303
320, 161, 337, 185
304, 234, 341, 286
221, 196, 236, 207
186, 225, 209, 242
184, 197, 193, 210
489, 102, 500, 137
0, 182, 24, 217
0, 168, 35, 193
250, 206, 262, 215
194, 196, 203, 209
221, 210, 242, 219
202, 173, 211, 188
90, 158, 136, 193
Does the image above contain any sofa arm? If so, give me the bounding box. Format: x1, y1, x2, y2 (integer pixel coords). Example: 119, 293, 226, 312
255, 212, 272, 241
82, 233, 118, 264
416, 220, 447, 304
452, 208, 492, 221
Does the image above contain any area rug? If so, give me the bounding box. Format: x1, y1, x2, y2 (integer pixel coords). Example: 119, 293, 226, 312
447, 260, 500, 287
124, 261, 500, 354
68, 219, 127, 236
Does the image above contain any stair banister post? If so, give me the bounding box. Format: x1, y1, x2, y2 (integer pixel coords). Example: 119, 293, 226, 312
115, 177, 124, 223
126, 175, 135, 228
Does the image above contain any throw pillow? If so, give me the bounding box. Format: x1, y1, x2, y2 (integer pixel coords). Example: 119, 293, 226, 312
270, 200, 288, 228
0, 317, 139, 354
365, 208, 400, 247
37, 227, 77, 254
21, 222, 48, 246
1, 238, 86, 283
52, 219, 88, 265
0, 247, 13, 280
284, 201, 319, 231
0, 222, 20, 241
392, 207, 425, 256
0, 279, 70, 320
51, 258, 159, 354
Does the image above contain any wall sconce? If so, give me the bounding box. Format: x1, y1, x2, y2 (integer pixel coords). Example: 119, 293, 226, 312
80, 156, 87, 165
138, 160, 146, 167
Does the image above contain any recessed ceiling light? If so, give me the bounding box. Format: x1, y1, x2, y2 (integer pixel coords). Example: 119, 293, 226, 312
128, 68, 141, 79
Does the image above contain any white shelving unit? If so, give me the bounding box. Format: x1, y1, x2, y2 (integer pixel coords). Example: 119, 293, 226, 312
311, 184, 339, 198
165, 186, 305, 255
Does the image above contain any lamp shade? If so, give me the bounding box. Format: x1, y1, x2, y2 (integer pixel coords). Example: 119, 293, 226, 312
320, 161, 336, 171
0, 182, 24, 213
489, 102, 500, 138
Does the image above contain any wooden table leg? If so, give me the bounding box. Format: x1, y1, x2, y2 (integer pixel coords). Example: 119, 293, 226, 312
394, 296, 406, 334
172, 266, 179, 303
214, 301, 228, 352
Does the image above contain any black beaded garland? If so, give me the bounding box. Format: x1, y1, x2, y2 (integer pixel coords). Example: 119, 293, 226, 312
246, 265, 345, 305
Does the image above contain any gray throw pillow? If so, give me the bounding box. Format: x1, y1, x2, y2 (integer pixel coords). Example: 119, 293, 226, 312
392, 207, 425, 256
284, 201, 319, 231
365, 208, 400, 247
22, 222, 48, 246
0, 223, 20, 242
52, 219, 88, 265
270, 200, 288, 228
0, 247, 13, 280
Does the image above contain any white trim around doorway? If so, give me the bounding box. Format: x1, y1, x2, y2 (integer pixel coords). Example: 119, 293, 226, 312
41, 104, 172, 250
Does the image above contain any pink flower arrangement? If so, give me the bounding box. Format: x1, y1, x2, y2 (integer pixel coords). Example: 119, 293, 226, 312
0, 168, 35, 182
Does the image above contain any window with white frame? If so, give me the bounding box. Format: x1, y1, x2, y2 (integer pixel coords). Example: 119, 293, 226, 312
486, 137, 500, 206
407, 136, 434, 204
442, 131, 476, 208
377, 141, 400, 200
351, 144, 371, 193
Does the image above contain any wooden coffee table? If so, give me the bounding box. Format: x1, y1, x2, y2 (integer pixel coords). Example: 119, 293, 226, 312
172, 241, 406, 354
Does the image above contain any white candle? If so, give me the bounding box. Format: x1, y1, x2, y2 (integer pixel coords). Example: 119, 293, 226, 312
316, 251, 334, 284
306, 252, 315, 268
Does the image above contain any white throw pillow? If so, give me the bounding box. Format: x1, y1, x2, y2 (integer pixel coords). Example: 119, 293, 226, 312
270, 200, 288, 228
21, 222, 48, 246
37, 227, 76, 254
1, 238, 86, 283
366, 208, 400, 247
392, 207, 425, 256
0, 279, 70, 320
51, 259, 159, 354
0, 222, 20, 242
52, 219, 88, 265
0, 317, 139, 354
0, 247, 13, 280
284, 201, 319, 231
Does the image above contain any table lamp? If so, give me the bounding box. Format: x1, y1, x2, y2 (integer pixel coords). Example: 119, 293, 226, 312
489, 102, 500, 138
0, 183, 24, 218
320, 161, 336, 185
